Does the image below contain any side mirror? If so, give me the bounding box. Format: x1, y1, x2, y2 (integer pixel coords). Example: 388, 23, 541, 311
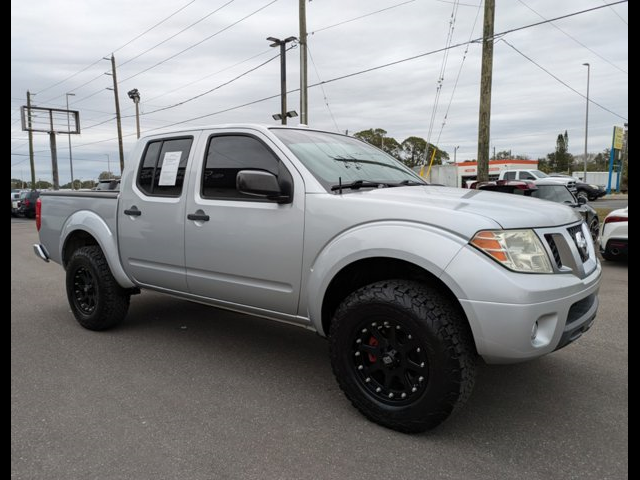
577, 196, 587, 205
236, 170, 291, 203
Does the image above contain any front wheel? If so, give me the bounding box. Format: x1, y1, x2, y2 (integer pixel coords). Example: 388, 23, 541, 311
329, 280, 476, 433
66, 245, 130, 330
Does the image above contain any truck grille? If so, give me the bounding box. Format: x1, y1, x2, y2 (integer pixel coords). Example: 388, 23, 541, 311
567, 225, 589, 262
538, 221, 597, 277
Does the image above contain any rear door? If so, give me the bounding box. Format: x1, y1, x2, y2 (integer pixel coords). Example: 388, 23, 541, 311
118, 134, 199, 292
184, 130, 305, 315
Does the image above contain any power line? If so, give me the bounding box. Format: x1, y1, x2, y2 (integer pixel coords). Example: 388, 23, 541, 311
34, 1, 197, 97
500, 39, 627, 121
310, 0, 416, 35
426, 0, 460, 148
602, 0, 627, 24
40, 1, 626, 150
119, 0, 279, 83
516, 0, 627, 74
122, 50, 281, 118
307, 44, 340, 132
137, 49, 272, 106
435, 0, 483, 145
119, 0, 236, 68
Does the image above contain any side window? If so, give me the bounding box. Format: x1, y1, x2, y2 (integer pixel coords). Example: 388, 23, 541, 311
504, 171, 515, 180
201, 135, 292, 201
520, 171, 535, 180
137, 137, 193, 197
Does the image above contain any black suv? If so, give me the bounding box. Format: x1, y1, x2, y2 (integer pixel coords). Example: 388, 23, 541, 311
17, 190, 40, 218
549, 174, 606, 201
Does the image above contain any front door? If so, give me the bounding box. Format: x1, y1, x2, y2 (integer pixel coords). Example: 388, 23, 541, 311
184, 132, 304, 315
118, 134, 198, 292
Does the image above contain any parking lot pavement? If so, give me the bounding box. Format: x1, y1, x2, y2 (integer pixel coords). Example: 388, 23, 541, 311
11, 222, 628, 480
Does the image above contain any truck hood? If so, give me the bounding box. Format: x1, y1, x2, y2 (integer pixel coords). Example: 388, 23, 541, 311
359, 185, 582, 229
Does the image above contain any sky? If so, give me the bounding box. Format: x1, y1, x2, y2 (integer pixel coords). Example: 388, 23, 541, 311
11, 0, 628, 184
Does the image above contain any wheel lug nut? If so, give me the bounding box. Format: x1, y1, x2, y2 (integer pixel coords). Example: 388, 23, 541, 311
357, 365, 363, 370
416, 347, 421, 353
420, 362, 425, 368
407, 335, 412, 340
355, 351, 360, 356
401, 393, 407, 398
356, 338, 361, 344
376, 387, 381, 393
388, 393, 394, 398
361, 328, 367, 333
365, 377, 370, 383
396, 325, 400, 330
418, 376, 424, 382
371, 322, 377, 327
411, 387, 417, 392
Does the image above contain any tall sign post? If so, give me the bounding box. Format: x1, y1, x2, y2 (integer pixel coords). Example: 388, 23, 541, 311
606, 126, 624, 194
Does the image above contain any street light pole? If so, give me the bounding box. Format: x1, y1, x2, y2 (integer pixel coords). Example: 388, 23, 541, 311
127, 88, 141, 139
454, 146, 459, 163
582, 62, 590, 182
267, 36, 297, 125
65, 93, 76, 189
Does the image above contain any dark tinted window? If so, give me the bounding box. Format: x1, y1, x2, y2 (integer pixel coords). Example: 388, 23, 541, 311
202, 135, 292, 200
137, 137, 193, 196
504, 171, 516, 180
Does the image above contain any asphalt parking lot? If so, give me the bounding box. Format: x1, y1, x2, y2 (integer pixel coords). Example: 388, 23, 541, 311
11, 220, 628, 480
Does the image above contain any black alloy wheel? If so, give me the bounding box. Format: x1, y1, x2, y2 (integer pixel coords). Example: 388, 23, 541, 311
351, 318, 428, 405
71, 266, 98, 315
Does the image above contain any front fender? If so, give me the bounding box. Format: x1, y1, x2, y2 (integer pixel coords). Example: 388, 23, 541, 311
305, 221, 468, 335
60, 210, 135, 288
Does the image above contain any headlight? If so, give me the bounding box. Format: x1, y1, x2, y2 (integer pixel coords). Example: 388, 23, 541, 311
470, 229, 553, 273
589, 184, 600, 189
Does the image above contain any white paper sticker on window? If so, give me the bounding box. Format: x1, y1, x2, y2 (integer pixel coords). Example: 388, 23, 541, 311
158, 151, 182, 186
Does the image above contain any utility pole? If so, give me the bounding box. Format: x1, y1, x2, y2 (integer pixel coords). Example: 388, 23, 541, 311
299, 0, 308, 125
48, 109, 60, 190
107, 54, 125, 172
476, 0, 495, 182
26, 91, 36, 189
66, 92, 76, 188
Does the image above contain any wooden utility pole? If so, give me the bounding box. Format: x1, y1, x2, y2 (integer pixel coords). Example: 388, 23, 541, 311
299, 0, 308, 125
108, 54, 125, 173
26, 91, 36, 189
476, 0, 495, 182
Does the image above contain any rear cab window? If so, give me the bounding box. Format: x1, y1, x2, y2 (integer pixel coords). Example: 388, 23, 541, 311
137, 137, 193, 197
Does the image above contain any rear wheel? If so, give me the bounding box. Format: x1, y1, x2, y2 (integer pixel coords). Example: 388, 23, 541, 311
588, 217, 600, 243
576, 190, 589, 202
329, 280, 476, 433
66, 246, 130, 330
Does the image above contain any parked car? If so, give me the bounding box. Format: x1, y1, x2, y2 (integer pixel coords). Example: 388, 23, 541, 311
16, 190, 40, 218
599, 206, 628, 261
11, 189, 28, 216
549, 174, 606, 201
476, 180, 600, 241
498, 169, 577, 193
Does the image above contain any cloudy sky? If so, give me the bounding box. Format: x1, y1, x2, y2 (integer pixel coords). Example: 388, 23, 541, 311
11, 0, 628, 184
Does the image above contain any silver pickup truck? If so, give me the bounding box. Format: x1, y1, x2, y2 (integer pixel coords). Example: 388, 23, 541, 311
34, 125, 601, 433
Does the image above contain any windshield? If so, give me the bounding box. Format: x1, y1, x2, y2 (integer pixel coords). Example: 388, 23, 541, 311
272, 129, 426, 191
530, 185, 576, 204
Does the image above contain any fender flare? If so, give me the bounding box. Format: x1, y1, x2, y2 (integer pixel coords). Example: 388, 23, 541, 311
305, 221, 468, 335
60, 210, 136, 288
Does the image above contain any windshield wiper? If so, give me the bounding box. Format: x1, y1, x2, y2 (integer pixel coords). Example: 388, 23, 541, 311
330, 179, 390, 192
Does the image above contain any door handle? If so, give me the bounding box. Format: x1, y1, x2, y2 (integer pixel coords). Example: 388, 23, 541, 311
187, 213, 210, 222
124, 208, 142, 216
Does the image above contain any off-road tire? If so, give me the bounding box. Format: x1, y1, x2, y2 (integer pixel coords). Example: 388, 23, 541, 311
329, 280, 476, 433
66, 246, 130, 330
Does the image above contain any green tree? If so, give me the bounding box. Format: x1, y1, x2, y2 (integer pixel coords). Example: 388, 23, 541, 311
546, 130, 573, 172
400, 137, 449, 168
81, 180, 96, 189
98, 171, 114, 180
353, 128, 402, 160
